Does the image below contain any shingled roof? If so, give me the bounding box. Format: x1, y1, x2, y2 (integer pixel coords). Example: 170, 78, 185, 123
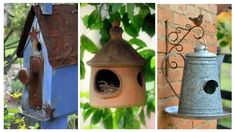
17, 5, 78, 68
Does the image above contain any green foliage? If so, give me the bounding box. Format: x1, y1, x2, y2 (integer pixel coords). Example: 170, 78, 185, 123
217, 11, 232, 49
67, 114, 78, 129
4, 4, 32, 72
4, 106, 40, 129
81, 102, 153, 129
6, 4, 31, 34
80, 3, 155, 129
217, 22, 231, 48
10, 79, 24, 93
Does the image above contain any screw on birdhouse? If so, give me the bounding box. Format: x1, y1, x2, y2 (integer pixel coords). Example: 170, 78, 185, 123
43, 104, 55, 119
96, 80, 119, 94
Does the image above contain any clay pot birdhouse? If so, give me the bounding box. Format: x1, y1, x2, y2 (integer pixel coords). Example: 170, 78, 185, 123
87, 21, 146, 108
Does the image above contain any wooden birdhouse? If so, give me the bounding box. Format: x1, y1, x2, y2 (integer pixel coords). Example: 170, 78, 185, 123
87, 21, 146, 108
17, 4, 78, 128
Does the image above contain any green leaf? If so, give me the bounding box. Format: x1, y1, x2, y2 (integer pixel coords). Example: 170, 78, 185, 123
88, 9, 102, 29
80, 60, 85, 80
219, 40, 228, 47
91, 110, 103, 125
113, 108, 125, 128
133, 15, 143, 32
147, 94, 155, 118
103, 109, 113, 129
138, 4, 150, 20
80, 42, 85, 60
128, 38, 147, 49
111, 3, 123, 14
142, 14, 155, 37
119, 6, 126, 15
109, 12, 121, 23
83, 108, 94, 121
139, 49, 155, 81
217, 32, 224, 40
144, 58, 155, 82
139, 49, 155, 60
82, 15, 89, 28
123, 108, 140, 129
100, 19, 112, 45
127, 4, 134, 23
139, 109, 146, 126
80, 102, 91, 109
80, 35, 98, 53
145, 3, 155, 10
150, 56, 155, 72
124, 24, 138, 37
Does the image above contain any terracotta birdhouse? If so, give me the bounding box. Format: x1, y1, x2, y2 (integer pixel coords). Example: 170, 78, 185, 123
87, 21, 146, 108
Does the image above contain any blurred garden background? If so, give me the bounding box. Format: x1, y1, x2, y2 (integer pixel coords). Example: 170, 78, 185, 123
216, 4, 232, 129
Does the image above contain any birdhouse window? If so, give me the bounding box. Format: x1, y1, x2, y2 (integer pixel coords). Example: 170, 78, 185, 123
95, 70, 120, 95
137, 72, 144, 87
203, 80, 218, 94
36, 42, 42, 51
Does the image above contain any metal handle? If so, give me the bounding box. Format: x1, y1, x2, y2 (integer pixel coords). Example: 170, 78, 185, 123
161, 52, 185, 100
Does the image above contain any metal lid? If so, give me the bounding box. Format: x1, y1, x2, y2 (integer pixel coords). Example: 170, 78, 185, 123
87, 21, 146, 67
185, 44, 216, 58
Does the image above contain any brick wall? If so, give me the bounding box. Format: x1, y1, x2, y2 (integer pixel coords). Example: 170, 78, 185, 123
157, 4, 218, 129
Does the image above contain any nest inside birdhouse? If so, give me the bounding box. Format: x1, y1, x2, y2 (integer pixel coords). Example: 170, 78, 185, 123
95, 70, 120, 94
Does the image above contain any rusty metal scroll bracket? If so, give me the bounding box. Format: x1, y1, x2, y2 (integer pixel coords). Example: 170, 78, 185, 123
164, 15, 205, 76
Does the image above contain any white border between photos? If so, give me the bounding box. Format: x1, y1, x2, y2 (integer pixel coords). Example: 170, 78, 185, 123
0, 0, 234, 132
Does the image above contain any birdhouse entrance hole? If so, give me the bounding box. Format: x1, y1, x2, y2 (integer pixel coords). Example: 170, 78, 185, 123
203, 80, 218, 94
36, 42, 42, 51
137, 72, 143, 87
95, 70, 120, 95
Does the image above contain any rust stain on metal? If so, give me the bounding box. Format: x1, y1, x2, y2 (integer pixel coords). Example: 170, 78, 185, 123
17, 5, 78, 68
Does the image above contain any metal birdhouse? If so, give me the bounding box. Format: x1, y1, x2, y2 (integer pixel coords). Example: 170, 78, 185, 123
163, 15, 231, 119
164, 44, 231, 119
17, 4, 78, 128
87, 21, 146, 108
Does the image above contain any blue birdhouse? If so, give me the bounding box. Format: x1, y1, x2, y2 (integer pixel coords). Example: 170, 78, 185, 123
17, 4, 78, 129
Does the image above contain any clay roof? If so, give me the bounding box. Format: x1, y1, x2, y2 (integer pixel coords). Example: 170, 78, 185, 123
17, 5, 78, 68
87, 25, 145, 67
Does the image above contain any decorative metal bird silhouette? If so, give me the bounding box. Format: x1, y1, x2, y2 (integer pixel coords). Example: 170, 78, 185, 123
96, 80, 119, 94
189, 14, 204, 26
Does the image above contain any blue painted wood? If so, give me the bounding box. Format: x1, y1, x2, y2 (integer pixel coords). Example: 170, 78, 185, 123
40, 3, 53, 15
41, 116, 68, 129
51, 64, 78, 118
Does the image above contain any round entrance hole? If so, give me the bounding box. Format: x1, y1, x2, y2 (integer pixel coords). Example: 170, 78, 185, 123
95, 70, 120, 94
203, 80, 218, 94
137, 72, 143, 87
